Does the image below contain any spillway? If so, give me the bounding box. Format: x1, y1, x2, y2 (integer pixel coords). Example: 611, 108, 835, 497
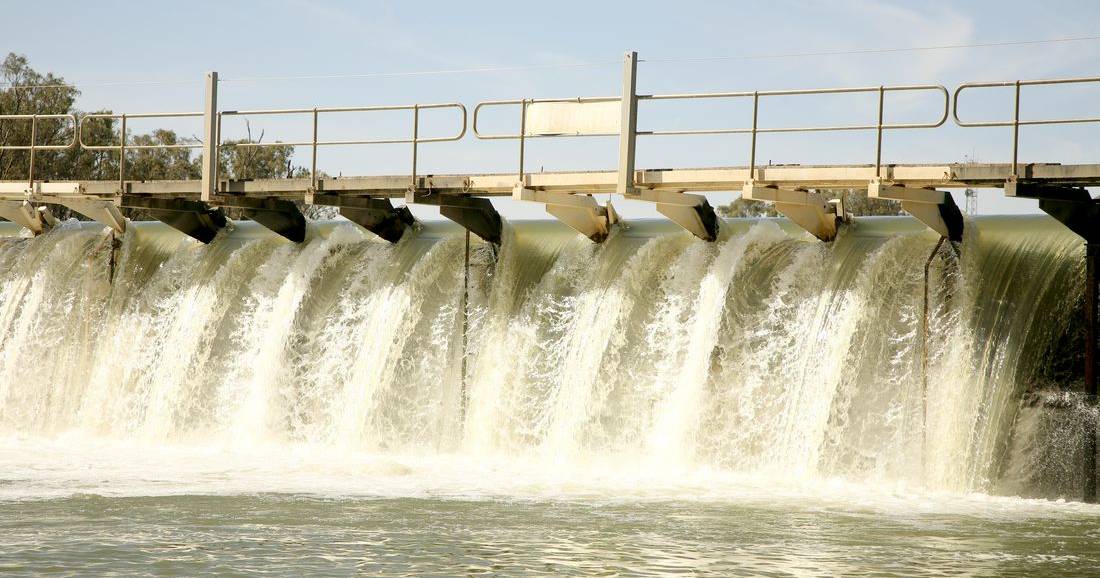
0, 215, 1091, 499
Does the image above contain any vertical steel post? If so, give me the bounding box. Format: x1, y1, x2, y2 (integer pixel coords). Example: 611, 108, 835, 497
749, 92, 759, 179
411, 104, 420, 190
200, 71, 219, 203
518, 99, 527, 184
875, 85, 885, 176
118, 114, 127, 193
27, 115, 36, 189
616, 51, 638, 195
1086, 243, 1098, 502
311, 108, 319, 191
1011, 80, 1021, 178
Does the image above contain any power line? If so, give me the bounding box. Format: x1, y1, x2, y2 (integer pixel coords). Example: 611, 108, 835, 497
2, 35, 1098, 90
644, 35, 1100, 64
220, 60, 622, 83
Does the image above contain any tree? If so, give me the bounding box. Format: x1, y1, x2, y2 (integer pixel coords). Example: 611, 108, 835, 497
0, 53, 81, 181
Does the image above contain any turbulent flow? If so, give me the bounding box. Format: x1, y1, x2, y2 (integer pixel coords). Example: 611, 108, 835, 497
0, 215, 1089, 499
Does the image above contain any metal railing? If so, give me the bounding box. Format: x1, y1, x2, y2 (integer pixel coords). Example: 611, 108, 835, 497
79, 112, 203, 191
473, 97, 619, 182
639, 85, 949, 177
0, 113, 79, 187
472, 85, 949, 183
218, 103, 467, 191
954, 76, 1100, 177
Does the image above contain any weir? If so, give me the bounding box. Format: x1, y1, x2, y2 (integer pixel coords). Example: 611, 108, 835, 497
2, 54, 1100, 500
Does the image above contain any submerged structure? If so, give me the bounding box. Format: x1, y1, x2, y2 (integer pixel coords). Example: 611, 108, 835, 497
1, 53, 1098, 501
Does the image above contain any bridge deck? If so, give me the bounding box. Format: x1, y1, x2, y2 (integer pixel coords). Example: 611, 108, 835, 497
2, 162, 1099, 203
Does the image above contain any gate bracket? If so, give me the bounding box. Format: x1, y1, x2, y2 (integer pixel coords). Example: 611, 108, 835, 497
742, 181, 842, 241
121, 195, 227, 244
406, 189, 502, 245
513, 186, 618, 242
869, 179, 964, 242
315, 194, 416, 243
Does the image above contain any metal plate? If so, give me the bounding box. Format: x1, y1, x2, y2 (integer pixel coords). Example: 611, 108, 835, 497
524, 101, 620, 136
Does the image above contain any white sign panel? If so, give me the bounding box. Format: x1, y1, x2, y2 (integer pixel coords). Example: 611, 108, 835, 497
523, 100, 621, 136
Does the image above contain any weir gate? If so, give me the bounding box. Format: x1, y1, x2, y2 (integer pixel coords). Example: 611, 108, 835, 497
2, 52, 1100, 500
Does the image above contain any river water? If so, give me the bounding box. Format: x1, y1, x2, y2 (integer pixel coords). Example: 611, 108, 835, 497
0, 215, 1097, 576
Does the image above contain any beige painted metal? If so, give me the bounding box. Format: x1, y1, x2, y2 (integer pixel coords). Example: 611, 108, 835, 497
868, 180, 953, 238
523, 101, 620, 136
742, 182, 840, 241
513, 186, 618, 242
55, 198, 126, 234
4, 162, 1100, 204
0, 201, 51, 235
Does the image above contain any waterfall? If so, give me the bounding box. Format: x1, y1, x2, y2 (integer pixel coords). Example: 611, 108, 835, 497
0, 215, 1086, 497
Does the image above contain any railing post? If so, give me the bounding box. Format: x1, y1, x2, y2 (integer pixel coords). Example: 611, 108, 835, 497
27, 115, 36, 190
311, 107, 319, 191
1012, 80, 1021, 178
118, 114, 127, 193
749, 91, 759, 179
518, 99, 527, 185
875, 85, 885, 176
617, 51, 638, 195
411, 104, 420, 191
201, 71, 219, 202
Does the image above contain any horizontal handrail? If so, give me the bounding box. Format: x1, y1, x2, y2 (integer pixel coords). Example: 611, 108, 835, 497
638, 84, 950, 135
472, 84, 948, 180
954, 76, 1100, 127
217, 102, 466, 189
79, 112, 204, 150
472, 97, 620, 139
953, 76, 1100, 176
218, 103, 467, 147
0, 114, 78, 150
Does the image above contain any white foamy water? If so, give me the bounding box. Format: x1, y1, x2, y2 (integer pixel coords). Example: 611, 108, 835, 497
0, 216, 1097, 576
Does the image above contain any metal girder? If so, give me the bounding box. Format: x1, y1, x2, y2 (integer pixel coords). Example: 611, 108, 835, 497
121, 195, 227, 244
513, 187, 618, 242
406, 190, 502, 245
212, 196, 306, 243
628, 189, 719, 241
10, 163, 1100, 204
0, 201, 54, 235
314, 194, 416, 243
55, 198, 126, 235
869, 180, 964, 242
742, 182, 842, 242
1006, 183, 1100, 243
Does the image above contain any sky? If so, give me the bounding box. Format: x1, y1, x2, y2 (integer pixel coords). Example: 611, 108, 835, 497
4, 0, 1100, 220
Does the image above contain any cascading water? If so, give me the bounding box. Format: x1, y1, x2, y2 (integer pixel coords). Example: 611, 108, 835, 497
0, 215, 1088, 499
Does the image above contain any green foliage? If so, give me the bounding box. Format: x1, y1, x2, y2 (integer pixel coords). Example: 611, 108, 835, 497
0, 53, 308, 184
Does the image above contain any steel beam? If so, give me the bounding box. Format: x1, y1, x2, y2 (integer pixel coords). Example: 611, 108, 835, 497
56, 198, 126, 235
213, 196, 306, 243
407, 190, 502, 245
314, 194, 416, 243
617, 51, 638, 195
869, 180, 964, 242
513, 186, 618, 242
121, 195, 227, 244
742, 182, 842, 241
0, 201, 54, 235
628, 189, 719, 241
201, 71, 218, 203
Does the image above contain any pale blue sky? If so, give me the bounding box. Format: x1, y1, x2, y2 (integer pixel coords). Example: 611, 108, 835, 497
5, 0, 1100, 219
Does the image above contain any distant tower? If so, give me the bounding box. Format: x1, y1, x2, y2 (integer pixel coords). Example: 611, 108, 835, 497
964, 188, 977, 216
